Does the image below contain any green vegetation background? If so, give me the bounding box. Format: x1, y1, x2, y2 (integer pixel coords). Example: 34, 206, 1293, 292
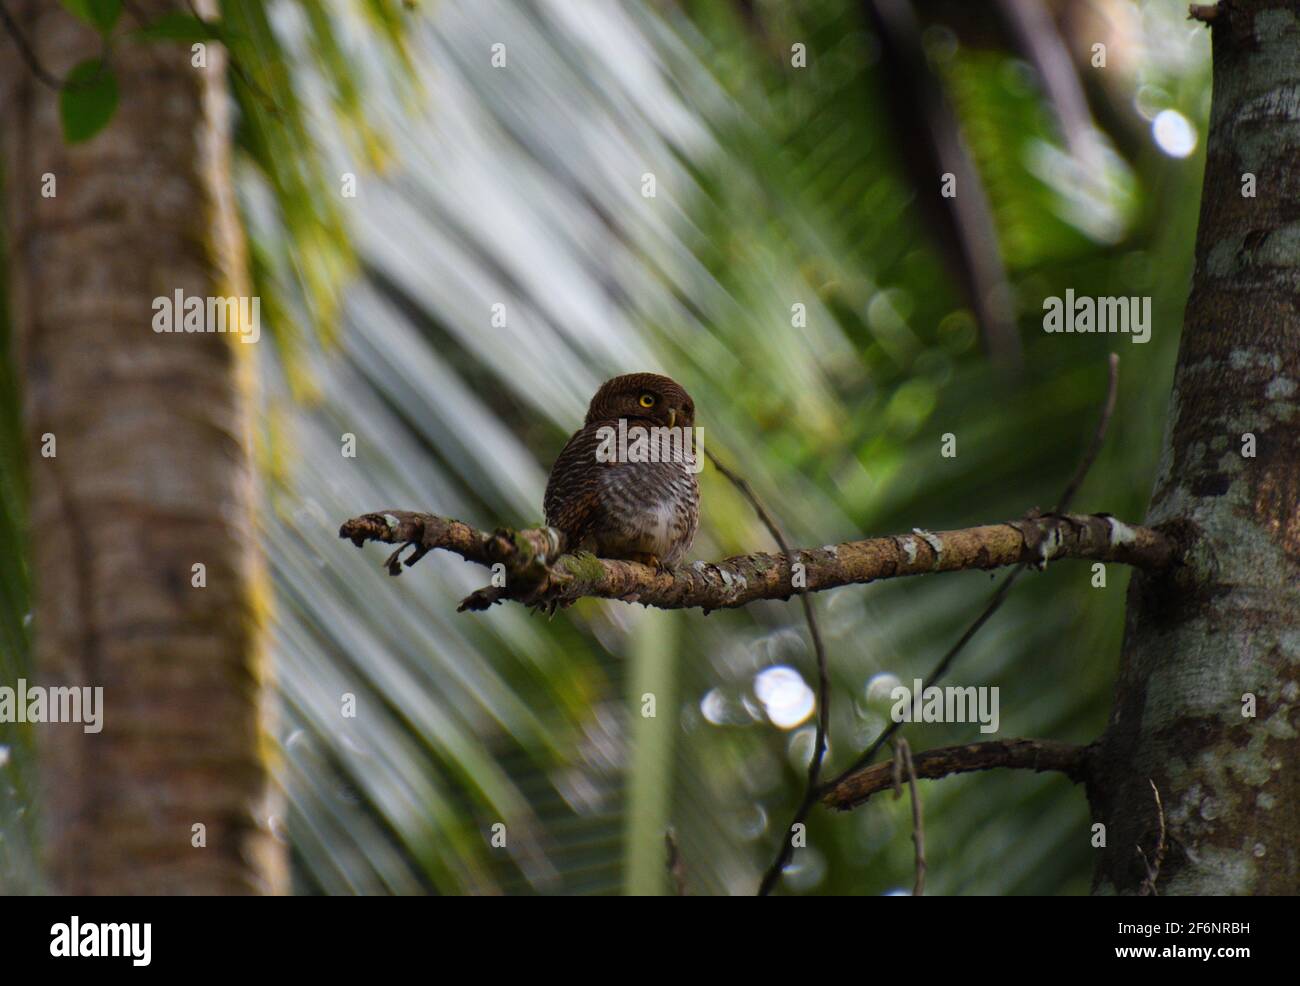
0, 0, 1208, 895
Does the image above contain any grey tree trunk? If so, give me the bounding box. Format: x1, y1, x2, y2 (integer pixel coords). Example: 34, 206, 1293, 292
1091, 0, 1300, 895
0, 0, 285, 893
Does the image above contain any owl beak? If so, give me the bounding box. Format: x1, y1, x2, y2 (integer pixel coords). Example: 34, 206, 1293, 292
668, 408, 677, 429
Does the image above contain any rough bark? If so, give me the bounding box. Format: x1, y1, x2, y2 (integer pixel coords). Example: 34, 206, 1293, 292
1091, 0, 1300, 895
823, 738, 1093, 811
0, 1, 284, 893
339, 508, 1181, 613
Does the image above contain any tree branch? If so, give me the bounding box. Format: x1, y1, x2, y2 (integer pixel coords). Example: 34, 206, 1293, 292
819, 353, 1122, 795
822, 738, 1095, 811
338, 509, 1181, 613
893, 739, 926, 896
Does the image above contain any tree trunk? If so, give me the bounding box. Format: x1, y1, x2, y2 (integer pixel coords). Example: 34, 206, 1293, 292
0, 0, 284, 893
1091, 0, 1300, 895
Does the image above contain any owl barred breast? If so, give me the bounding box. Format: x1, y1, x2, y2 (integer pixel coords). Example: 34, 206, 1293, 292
544, 373, 700, 569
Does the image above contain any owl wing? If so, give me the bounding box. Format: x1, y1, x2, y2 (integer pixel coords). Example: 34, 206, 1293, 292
543, 423, 612, 551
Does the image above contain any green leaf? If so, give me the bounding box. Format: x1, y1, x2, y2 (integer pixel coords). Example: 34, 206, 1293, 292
132, 12, 223, 43
59, 60, 118, 144
60, 0, 121, 32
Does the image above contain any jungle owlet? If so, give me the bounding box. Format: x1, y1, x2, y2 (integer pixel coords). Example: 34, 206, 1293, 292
544, 373, 700, 569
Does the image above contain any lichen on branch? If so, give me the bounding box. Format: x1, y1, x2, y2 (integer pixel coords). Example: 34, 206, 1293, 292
339, 508, 1182, 613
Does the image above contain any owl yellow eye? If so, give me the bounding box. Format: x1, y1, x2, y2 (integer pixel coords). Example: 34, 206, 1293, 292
638, 393, 656, 408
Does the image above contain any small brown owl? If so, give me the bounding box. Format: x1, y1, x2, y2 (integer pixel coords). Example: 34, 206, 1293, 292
544, 373, 700, 569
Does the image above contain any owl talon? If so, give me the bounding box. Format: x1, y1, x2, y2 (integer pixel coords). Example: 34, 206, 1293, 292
625, 552, 664, 571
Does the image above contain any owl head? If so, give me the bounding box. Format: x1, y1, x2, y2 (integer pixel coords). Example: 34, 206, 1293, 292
584, 373, 696, 429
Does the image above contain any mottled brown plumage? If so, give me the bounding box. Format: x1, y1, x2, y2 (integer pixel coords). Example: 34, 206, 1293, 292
544, 373, 700, 568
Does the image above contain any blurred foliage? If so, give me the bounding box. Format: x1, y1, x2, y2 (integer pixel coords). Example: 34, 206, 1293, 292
0, 199, 39, 893
0, 0, 1212, 894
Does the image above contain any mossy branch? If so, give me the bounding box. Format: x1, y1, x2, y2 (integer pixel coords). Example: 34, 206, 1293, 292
339, 508, 1181, 613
